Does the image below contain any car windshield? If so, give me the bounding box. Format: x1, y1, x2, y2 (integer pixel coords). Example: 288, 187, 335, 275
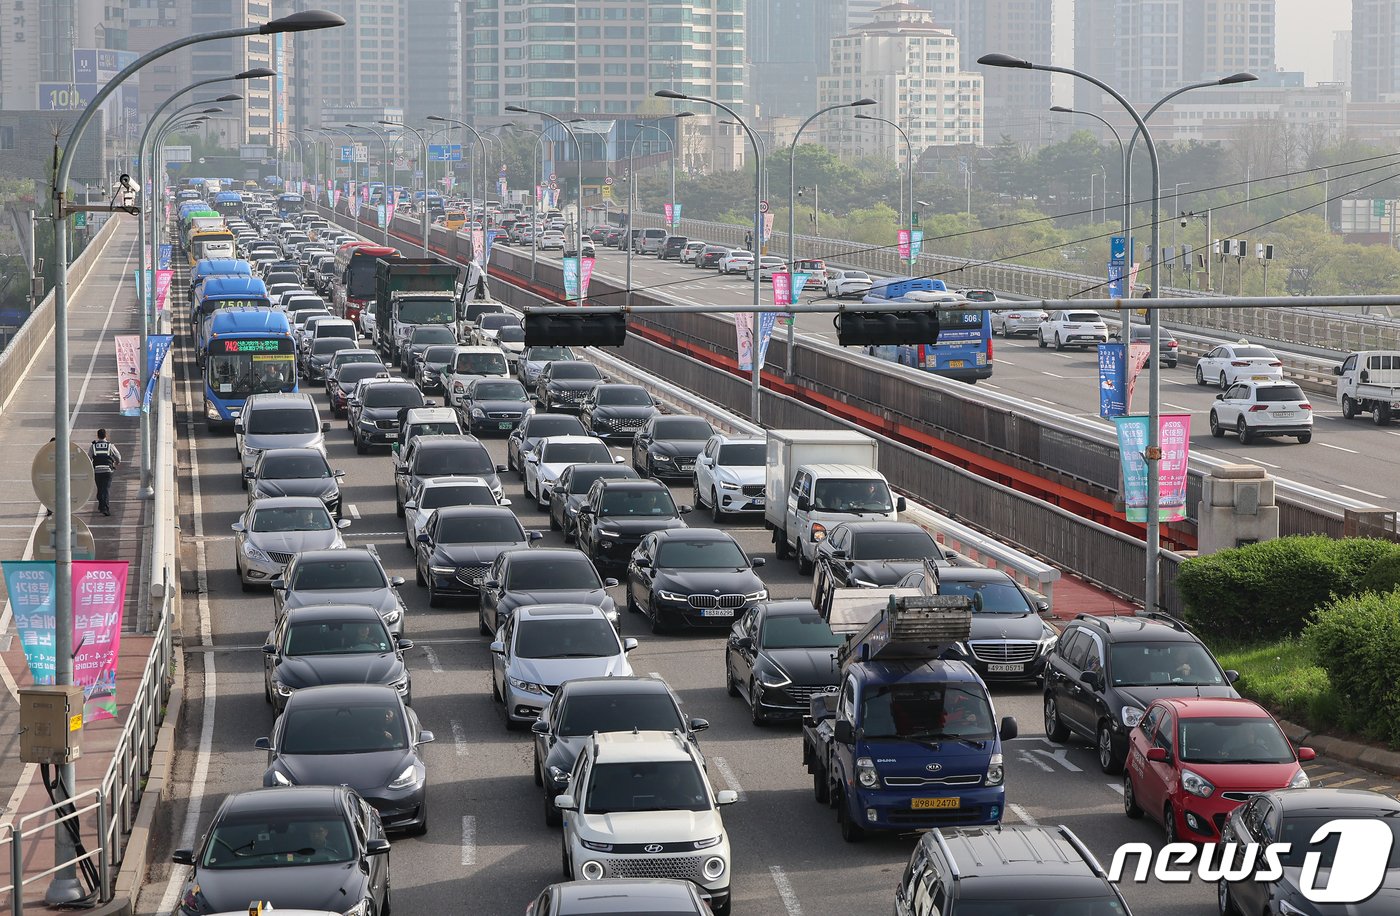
315, 325, 355, 340
954, 898, 1128, 916
717, 443, 766, 466
761, 614, 844, 649
812, 479, 893, 513
415, 446, 494, 477
526, 416, 586, 438
962, 289, 995, 301
597, 388, 653, 406
362, 386, 423, 409
861, 682, 996, 741
408, 423, 461, 438
260, 454, 331, 479
851, 530, 936, 560
338, 364, 385, 385
1275, 814, 1400, 868
423, 345, 457, 364
498, 326, 525, 343
201, 816, 354, 869
543, 442, 612, 464
550, 363, 602, 381
569, 468, 631, 493
396, 298, 454, 324
1256, 385, 1305, 402
653, 418, 714, 440
656, 539, 747, 569
412, 326, 456, 345
289, 557, 386, 590
526, 346, 573, 362
1233, 346, 1276, 359
474, 382, 527, 400
514, 617, 620, 659
455, 352, 508, 374
312, 339, 354, 356
480, 314, 518, 331
557, 692, 683, 736
1067, 312, 1102, 323
281, 703, 408, 754
331, 351, 377, 367
285, 620, 393, 656
935, 580, 1031, 614
246, 408, 318, 435
420, 484, 493, 509
585, 761, 710, 814
599, 489, 676, 517
506, 555, 601, 590
251, 506, 333, 533
1108, 642, 1226, 687
1176, 716, 1295, 764
436, 515, 523, 543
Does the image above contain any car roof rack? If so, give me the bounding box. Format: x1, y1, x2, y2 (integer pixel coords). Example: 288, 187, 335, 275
1057, 825, 1109, 878
931, 829, 962, 880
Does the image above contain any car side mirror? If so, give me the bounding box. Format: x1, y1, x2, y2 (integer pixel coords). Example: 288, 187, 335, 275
338, 518, 352, 529
531, 719, 550, 735
418, 730, 435, 745
553, 794, 577, 812
403, 501, 417, 510
578, 506, 594, 516
734, 636, 753, 651
489, 640, 505, 654
999, 716, 1019, 741
689, 717, 709, 732
603, 578, 619, 588
1297, 746, 1316, 761
613, 455, 625, 464
834, 720, 856, 744
796, 496, 811, 512
500, 497, 514, 507
831, 549, 847, 560
1332, 365, 1343, 376
751, 557, 766, 568
243, 468, 255, 479
416, 533, 431, 544
635, 558, 651, 569
1034, 599, 1051, 615
270, 579, 286, 590
1146, 747, 1169, 763
678, 505, 693, 514
623, 638, 639, 652
396, 637, 414, 650
262, 643, 277, 656
1224, 669, 1240, 684
365, 838, 391, 857
390, 576, 406, 587
230, 521, 246, 532
333, 470, 346, 478
896, 496, 907, 512
484, 579, 500, 589
1215, 393, 1224, 400
321, 421, 331, 433
1080, 670, 1101, 690
253, 736, 272, 751
424, 400, 437, 407
1361, 370, 1370, 383
234, 422, 245, 434
496, 464, 508, 473
715, 790, 739, 806
171, 849, 195, 866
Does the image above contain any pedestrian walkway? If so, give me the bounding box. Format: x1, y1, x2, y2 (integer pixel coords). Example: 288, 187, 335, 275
0, 217, 156, 910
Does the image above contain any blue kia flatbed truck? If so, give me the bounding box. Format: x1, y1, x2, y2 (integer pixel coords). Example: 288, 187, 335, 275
802, 592, 1018, 842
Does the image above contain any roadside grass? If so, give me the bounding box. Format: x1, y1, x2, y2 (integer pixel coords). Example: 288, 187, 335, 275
1214, 638, 1346, 732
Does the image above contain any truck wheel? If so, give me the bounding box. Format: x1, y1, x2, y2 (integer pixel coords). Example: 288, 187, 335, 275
1342, 395, 1358, 419
774, 532, 791, 561
812, 767, 829, 805
797, 544, 814, 576
1375, 404, 1392, 426
837, 792, 865, 843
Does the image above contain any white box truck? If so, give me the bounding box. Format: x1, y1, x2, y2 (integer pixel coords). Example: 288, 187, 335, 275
1335, 350, 1400, 425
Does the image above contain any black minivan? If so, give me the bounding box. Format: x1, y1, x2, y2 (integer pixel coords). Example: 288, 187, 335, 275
659, 236, 688, 260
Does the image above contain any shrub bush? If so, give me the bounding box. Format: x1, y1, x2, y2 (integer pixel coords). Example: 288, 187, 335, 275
1304, 589, 1400, 747
1175, 536, 1400, 642
1359, 551, 1400, 596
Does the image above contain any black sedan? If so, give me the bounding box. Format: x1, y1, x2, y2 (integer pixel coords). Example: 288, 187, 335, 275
244, 447, 345, 518
272, 549, 408, 638
263, 604, 413, 713
531, 676, 707, 826
170, 785, 391, 915
627, 528, 765, 634
548, 463, 639, 542
459, 377, 533, 436
256, 684, 433, 835
812, 520, 950, 593
508, 412, 588, 475
416, 505, 541, 607
534, 360, 604, 413
631, 415, 715, 479
415, 344, 457, 393
478, 547, 618, 637
579, 384, 659, 442
724, 600, 844, 725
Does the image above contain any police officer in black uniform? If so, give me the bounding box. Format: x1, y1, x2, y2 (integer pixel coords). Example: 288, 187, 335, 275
89, 428, 122, 516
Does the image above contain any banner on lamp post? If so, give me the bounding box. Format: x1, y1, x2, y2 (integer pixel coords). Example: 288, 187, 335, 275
1126, 343, 1152, 412
897, 229, 912, 261
772, 272, 792, 307
471, 229, 485, 263
663, 203, 674, 227
332, 189, 342, 210
562, 257, 581, 299
580, 257, 595, 301
762, 212, 775, 242
789, 273, 810, 306
1097, 343, 1127, 419
735, 312, 756, 371
1113, 414, 1191, 523
910, 229, 923, 260
672, 203, 682, 227
142, 335, 174, 412
157, 244, 171, 270
484, 229, 500, 265
154, 269, 173, 313
115, 335, 141, 416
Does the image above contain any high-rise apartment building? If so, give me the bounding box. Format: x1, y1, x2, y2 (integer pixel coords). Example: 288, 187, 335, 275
749, 0, 849, 119
1334, 30, 1352, 87
817, 3, 984, 160
1354, 1, 1400, 101
186, 0, 275, 146
404, 0, 463, 126
291, 0, 408, 132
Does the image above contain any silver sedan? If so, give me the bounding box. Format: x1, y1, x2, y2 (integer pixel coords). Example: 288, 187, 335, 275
232, 496, 349, 591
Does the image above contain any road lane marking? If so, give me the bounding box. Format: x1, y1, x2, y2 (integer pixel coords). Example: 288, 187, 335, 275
1029, 747, 1083, 772
648, 671, 663, 680
1107, 782, 1125, 796
1030, 397, 1057, 406
1317, 442, 1358, 454
1164, 403, 1195, 412
769, 865, 803, 915
423, 645, 444, 673
450, 719, 469, 757
1327, 777, 1367, 788
461, 815, 477, 866
348, 503, 360, 520
1009, 803, 1039, 826
712, 756, 747, 801
1340, 484, 1388, 500
1247, 457, 1282, 469
1017, 750, 1054, 773
1042, 372, 1067, 379
1309, 770, 1344, 781
980, 382, 1000, 390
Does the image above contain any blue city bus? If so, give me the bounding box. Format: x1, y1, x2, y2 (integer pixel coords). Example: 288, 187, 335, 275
190, 258, 251, 295
213, 190, 244, 218
194, 276, 271, 362
276, 193, 305, 218
204, 308, 297, 430
862, 277, 993, 383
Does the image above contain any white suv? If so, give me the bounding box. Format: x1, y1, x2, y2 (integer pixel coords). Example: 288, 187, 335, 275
1209, 380, 1313, 444
555, 731, 738, 915
1038, 309, 1109, 351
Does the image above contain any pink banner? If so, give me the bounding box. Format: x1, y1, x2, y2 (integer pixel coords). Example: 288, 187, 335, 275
115, 336, 141, 416
361, 184, 370, 202
663, 203, 674, 226
580, 257, 596, 301
735, 312, 756, 372
386, 201, 397, 225
154, 269, 173, 313
1126, 342, 1151, 411
897, 229, 912, 261
471, 229, 485, 263
332, 189, 342, 210
1127, 261, 1141, 295
772, 272, 792, 307
72, 561, 127, 722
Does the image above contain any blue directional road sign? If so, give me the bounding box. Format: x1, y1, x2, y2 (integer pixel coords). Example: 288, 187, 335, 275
428, 144, 463, 162
340, 146, 353, 162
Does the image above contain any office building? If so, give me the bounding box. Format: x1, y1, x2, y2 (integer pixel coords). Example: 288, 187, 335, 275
1334, 30, 1352, 87
1354, 0, 1400, 101
404, 0, 463, 127
184, 0, 275, 147
846, 0, 885, 31
749, 0, 850, 119
817, 3, 984, 160
289, 0, 407, 136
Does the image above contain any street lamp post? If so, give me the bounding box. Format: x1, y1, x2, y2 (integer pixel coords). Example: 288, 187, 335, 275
347, 123, 393, 245
506, 124, 545, 279
45, 10, 344, 903
856, 113, 914, 274
613, 115, 692, 309
427, 116, 491, 246
785, 99, 875, 377
658, 89, 764, 422
506, 106, 586, 303
380, 120, 430, 256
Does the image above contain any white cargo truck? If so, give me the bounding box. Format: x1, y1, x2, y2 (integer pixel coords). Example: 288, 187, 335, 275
1335, 350, 1400, 425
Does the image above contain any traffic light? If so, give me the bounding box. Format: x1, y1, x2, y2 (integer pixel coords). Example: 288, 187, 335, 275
836, 310, 941, 347
525, 311, 628, 348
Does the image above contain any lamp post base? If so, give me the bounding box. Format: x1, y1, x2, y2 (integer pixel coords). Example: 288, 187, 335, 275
45, 876, 87, 905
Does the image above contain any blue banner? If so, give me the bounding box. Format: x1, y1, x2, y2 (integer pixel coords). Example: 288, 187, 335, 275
484, 229, 500, 266
789, 273, 810, 306
673, 202, 682, 227
1098, 343, 1127, 418
756, 311, 779, 368
3, 561, 58, 685
377, 204, 387, 228
142, 335, 174, 412
1108, 235, 1131, 298
135, 269, 152, 308
158, 244, 172, 270
562, 257, 581, 299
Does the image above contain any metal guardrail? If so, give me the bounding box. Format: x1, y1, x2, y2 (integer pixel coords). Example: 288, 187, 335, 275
1, 788, 109, 916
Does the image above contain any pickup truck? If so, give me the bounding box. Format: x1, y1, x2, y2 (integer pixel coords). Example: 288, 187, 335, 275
802, 591, 1017, 842
372, 258, 460, 363
1334, 350, 1400, 425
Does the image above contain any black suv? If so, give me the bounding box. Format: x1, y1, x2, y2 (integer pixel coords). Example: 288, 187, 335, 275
1042, 613, 1240, 774
894, 825, 1132, 916
575, 478, 690, 572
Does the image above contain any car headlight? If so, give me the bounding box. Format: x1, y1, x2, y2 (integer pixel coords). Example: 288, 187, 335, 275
1288, 768, 1311, 788
579, 839, 613, 852
242, 544, 272, 563
383, 605, 403, 625
702, 856, 727, 880
387, 765, 422, 791
205, 403, 222, 420
508, 676, 547, 695
1180, 768, 1215, 798
580, 860, 605, 881
745, 589, 769, 602
855, 756, 879, 788
390, 673, 410, 694
471, 407, 485, 417
273, 681, 294, 698
757, 667, 791, 689
692, 835, 723, 850
651, 453, 674, 463
986, 752, 1004, 787
598, 529, 620, 538
656, 590, 687, 602
342, 899, 373, 916
430, 565, 455, 575
811, 523, 827, 542
1120, 706, 1144, 728
719, 480, 741, 490
453, 381, 465, 392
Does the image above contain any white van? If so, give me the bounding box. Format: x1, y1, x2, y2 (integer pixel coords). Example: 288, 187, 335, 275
781, 464, 905, 574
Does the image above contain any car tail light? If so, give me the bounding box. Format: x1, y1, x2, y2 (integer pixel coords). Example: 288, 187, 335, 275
1301, 403, 1313, 410
1007, 312, 1021, 319
1167, 339, 1177, 347
1249, 405, 1268, 411
1231, 360, 1250, 366
987, 337, 994, 361
1269, 361, 1283, 367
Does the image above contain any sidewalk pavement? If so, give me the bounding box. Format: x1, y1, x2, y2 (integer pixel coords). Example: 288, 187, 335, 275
0, 218, 156, 911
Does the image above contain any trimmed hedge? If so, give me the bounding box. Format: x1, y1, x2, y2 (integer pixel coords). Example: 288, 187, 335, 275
1304, 589, 1400, 747
1359, 552, 1400, 596
1175, 536, 1400, 642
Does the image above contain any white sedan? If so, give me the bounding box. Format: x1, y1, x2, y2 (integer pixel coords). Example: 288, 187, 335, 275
824, 268, 873, 299
1195, 342, 1285, 389
746, 256, 788, 282
402, 475, 509, 549
1208, 380, 1313, 444
538, 231, 566, 250
991, 307, 1048, 338
718, 250, 754, 275
1038, 310, 1109, 350
523, 435, 620, 507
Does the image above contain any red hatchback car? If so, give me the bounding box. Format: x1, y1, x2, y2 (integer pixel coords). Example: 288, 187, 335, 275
1123, 697, 1314, 842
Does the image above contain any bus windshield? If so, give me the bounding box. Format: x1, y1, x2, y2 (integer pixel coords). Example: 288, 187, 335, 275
207, 350, 296, 398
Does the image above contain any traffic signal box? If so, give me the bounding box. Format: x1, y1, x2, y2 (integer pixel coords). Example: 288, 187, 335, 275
525, 312, 628, 348
836, 310, 941, 347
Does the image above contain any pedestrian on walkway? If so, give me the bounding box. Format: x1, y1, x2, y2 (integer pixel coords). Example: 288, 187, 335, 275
89, 429, 122, 516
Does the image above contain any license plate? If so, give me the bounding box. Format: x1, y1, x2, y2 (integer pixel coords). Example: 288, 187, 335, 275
1273, 411, 1295, 417
987, 663, 1024, 673
1251, 375, 1270, 381
701, 607, 735, 617
911, 797, 960, 810
384, 433, 397, 440
497, 422, 514, 429
947, 360, 965, 368
679, 463, 694, 471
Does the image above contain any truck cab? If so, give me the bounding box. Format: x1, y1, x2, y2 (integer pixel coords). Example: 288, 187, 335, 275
803, 595, 1015, 843
1334, 350, 1400, 425
783, 464, 905, 575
